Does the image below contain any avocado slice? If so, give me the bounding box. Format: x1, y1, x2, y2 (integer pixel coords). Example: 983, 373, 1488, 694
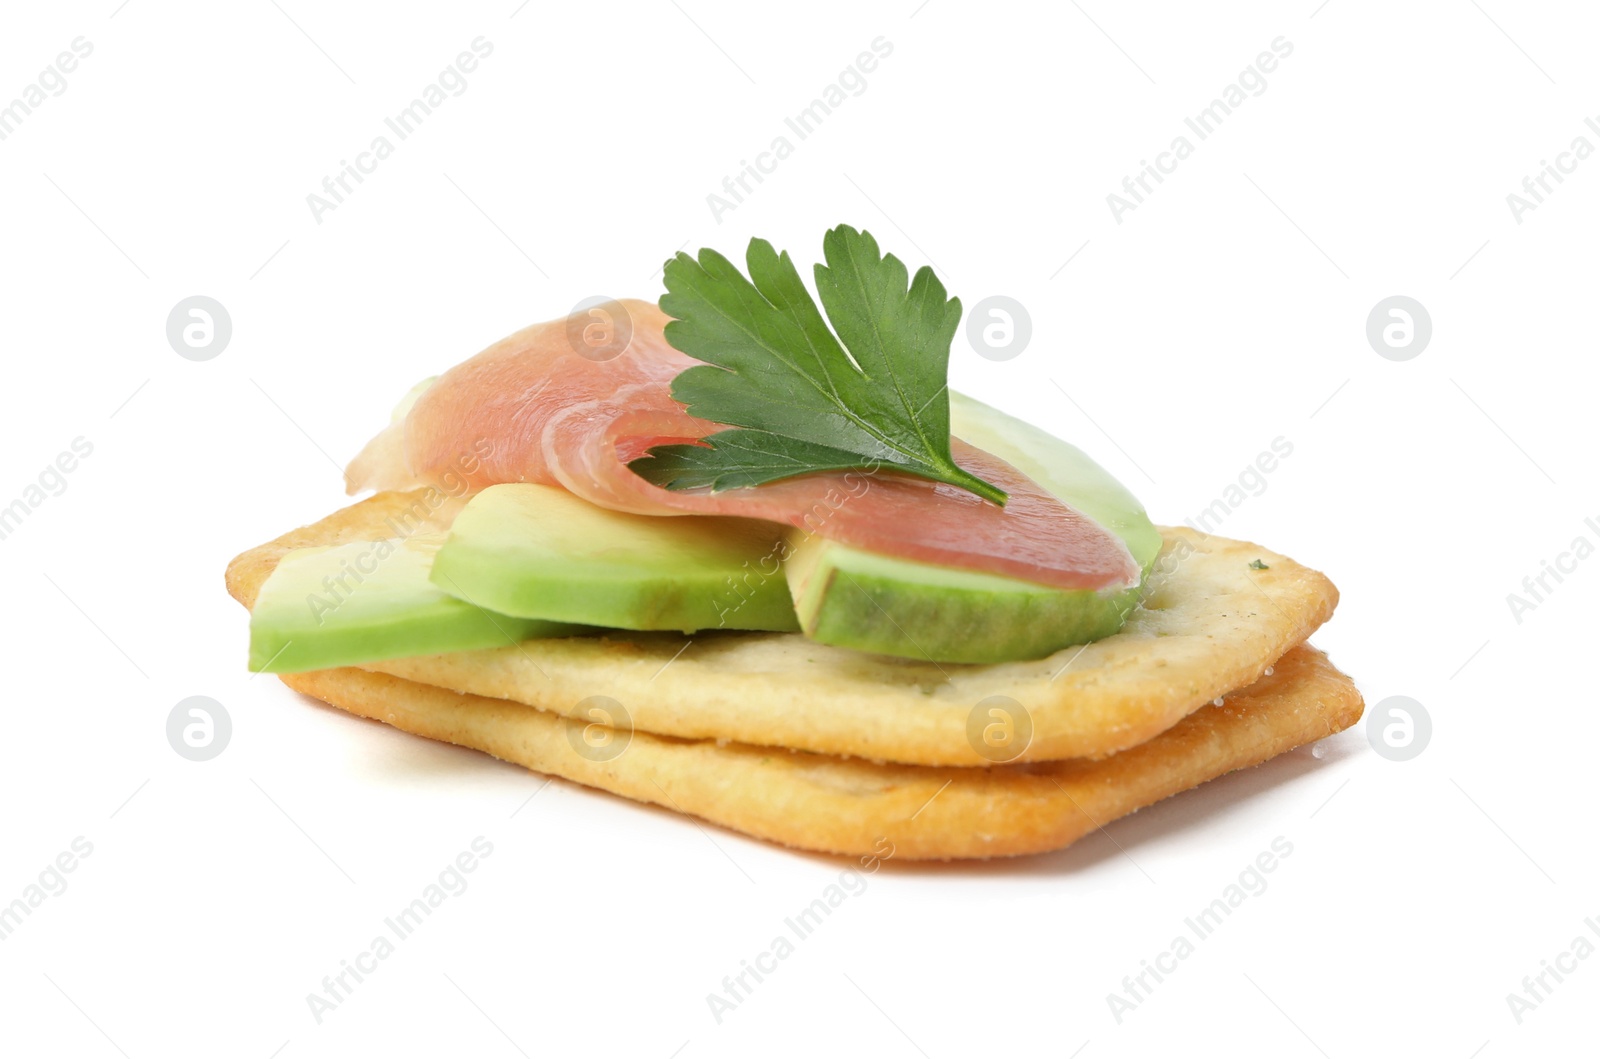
249, 536, 580, 673
784, 393, 1162, 664
429, 483, 800, 633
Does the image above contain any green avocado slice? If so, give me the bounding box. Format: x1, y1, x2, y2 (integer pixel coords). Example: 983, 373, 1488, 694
783, 392, 1161, 664
248, 536, 581, 673
428, 483, 800, 633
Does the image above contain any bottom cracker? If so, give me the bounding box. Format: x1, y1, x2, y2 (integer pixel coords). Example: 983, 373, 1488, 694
279, 642, 1362, 860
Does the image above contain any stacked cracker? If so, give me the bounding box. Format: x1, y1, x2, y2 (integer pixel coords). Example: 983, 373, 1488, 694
227, 490, 1360, 860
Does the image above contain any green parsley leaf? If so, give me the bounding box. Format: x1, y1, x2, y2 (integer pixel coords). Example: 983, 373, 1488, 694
628, 225, 1008, 505
1249, 559, 1269, 570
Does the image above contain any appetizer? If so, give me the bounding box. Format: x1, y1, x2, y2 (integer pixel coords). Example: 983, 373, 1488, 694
227, 226, 1360, 859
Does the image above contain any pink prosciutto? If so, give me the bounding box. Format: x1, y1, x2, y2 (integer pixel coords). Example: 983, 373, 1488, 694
346, 300, 1138, 591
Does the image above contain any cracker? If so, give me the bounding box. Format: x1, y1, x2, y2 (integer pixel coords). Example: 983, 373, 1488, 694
278, 643, 1361, 860
228, 491, 1339, 765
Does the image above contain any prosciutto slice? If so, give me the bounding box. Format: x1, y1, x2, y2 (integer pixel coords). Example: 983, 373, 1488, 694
346, 300, 1138, 591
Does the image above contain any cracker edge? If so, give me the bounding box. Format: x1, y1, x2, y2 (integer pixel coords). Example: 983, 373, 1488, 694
278, 643, 1363, 860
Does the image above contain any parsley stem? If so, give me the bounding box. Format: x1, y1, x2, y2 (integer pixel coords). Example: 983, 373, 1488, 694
941, 465, 1009, 506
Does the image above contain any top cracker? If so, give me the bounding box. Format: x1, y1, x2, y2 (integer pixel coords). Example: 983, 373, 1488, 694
228, 489, 1337, 767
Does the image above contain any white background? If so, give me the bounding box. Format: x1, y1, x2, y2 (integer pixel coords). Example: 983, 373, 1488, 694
1, 1, 1596, 1055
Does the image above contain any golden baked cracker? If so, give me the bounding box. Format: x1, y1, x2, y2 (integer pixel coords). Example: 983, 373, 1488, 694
227, 490, 1340, 765
278, 643, 1361, 860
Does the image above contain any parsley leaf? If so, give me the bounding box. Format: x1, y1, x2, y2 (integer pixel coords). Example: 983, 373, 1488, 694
628, 225, 1008, 505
